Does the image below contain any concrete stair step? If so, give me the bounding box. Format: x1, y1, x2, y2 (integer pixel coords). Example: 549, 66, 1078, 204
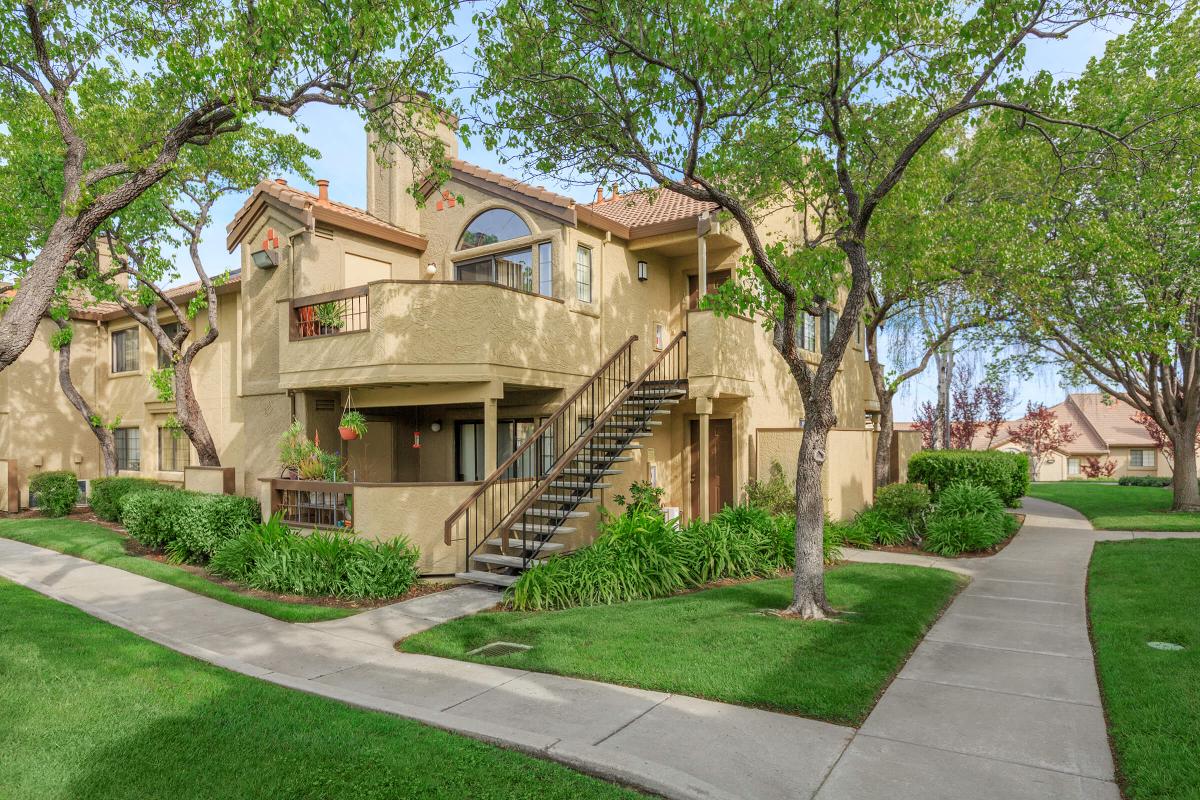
605, 420, 662, 428
455, 570, 519, 588
549, 480, 612, 490
525, 507, 589, 519
574, 455, 634, 463
562, 467, 622, 476
613, 408, 670, 416
510, 522, 576, 535
535, 494, 597, 504
486, 538, 566, 552
593, 432, 651, 440
585, 443, 643, 451
472, 553, 543, 569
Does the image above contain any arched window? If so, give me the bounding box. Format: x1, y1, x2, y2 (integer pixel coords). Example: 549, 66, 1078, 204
457, 209, 531, 250
454, 208, 554, 296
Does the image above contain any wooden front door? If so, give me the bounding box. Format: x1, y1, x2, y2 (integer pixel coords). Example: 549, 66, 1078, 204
687, 270, 731, 309
689, 418, 734, 518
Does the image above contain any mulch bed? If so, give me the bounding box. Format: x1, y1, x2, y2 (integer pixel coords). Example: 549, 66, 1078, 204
5, 509, 454, 610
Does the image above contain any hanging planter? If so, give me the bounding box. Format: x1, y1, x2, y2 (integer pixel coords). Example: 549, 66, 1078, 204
339, 392, 367, 441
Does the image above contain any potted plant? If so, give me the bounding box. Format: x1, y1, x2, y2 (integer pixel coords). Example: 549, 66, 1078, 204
339, 410, 367, 440
314, 301, 345, 333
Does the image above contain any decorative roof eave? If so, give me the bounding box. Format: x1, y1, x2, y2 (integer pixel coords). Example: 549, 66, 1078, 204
421, 161, 577, 226
226, 183, 427, 253
69, 276, 244, 323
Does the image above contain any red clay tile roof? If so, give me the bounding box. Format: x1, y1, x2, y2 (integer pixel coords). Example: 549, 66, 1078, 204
449, 160, 576, 210
584, 189, 718, 234
226, 180, 427, 252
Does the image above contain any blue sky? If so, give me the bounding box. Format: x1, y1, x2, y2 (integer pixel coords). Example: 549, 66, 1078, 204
180, 14, 1123, 420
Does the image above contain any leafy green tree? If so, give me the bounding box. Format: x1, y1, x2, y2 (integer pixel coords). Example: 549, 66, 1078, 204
85, 127, 316, 466
0, 0, 456, 371
476, 0, 1149, 617
997, 5, 1200, 509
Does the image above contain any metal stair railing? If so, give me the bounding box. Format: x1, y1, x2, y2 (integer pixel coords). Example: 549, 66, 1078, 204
444, 336, 639, 566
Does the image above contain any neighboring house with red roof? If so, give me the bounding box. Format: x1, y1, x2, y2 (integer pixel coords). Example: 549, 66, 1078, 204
1, 105, 896, 586
900, 393, 1172, 481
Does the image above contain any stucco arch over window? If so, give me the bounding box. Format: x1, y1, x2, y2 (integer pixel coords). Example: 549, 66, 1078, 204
458, 208, 531, 249
453, 205, 555, 297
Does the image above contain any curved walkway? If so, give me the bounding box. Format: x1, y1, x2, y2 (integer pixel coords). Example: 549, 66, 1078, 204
1, 498, 1189, 800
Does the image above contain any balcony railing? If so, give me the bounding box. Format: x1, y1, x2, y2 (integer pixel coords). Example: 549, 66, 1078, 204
271, 479, 352, 528
291, 286, 370, 340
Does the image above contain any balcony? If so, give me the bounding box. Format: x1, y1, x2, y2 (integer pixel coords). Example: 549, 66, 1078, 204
278, 280, 601, 390
685, 309, 757, 395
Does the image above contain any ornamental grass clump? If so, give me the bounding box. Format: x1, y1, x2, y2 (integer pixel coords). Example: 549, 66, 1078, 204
921, 480, 1010, 557
210, 514, 420, 600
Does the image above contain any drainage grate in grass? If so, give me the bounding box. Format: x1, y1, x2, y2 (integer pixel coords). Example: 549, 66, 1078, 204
1147, 641, 1186, 651
467, 641, 532, 657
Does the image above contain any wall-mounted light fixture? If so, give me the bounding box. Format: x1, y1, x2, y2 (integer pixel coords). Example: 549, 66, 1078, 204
425, 263, 438, 276
430, 420, 443, 433
637, 260, 648, 282
251, 248, 280, 269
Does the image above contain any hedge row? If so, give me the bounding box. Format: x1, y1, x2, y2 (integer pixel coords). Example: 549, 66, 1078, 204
1117, 475, 1173, 487
908, 450, 1029, 507
89, 476, 175, 521
120, 490, 261, 564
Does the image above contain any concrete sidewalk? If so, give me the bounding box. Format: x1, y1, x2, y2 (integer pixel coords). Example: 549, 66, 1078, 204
2, 499, 1189, 800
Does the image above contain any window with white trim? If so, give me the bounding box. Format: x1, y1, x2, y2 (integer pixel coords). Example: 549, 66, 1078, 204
1067, 457, 1080, 476
576, 245, 593, 303
1130, 449, 1156, 468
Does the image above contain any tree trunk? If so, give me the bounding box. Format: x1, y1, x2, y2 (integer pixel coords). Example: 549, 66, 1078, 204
1170, 428, 1200, 511
874, 391, 895, 491
173, 354, 221, 466
1, 227, 79, 372
934, 341, 954, 450
53, 321, 118, 476
787, 415, 836, 619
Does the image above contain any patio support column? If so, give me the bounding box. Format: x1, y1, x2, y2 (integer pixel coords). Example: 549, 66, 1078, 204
483, 397, 498, 476
697, 396, 712, 521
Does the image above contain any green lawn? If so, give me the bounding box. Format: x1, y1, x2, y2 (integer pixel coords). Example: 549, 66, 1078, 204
1089, 539, 1200, 800
0, 517, 354, 623
1029, 482, 1200, 531
0, 578, 644, 800
401, 563, 965, 726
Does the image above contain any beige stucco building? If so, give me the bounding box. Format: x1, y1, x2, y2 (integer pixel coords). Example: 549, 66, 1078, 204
0, 117, 903, 582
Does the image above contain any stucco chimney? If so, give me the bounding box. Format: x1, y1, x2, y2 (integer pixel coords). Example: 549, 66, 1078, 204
611, 183, 619, 200
316, 179, 330, 204
275, 178, 287, 185
366, 100, 459, 233
595, 187, 604, 203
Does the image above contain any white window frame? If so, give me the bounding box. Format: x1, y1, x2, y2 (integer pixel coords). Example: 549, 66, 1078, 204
1130, 449, 1156, 468
576, 245, 593, 303
1067, 457, 1080, 476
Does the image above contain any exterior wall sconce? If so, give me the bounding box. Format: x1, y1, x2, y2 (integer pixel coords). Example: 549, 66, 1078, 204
425, 263, 438, 276
251, 248, 280, 269
637, 260, 648, 282
430, 420, 443, 433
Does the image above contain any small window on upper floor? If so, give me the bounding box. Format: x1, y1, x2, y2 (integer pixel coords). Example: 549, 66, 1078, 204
458, 209, 531, 250
111, 328, 139, 373
576, 245, 593, 303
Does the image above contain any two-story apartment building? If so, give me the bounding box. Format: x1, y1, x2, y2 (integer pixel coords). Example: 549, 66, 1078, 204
0, 111, 897, 584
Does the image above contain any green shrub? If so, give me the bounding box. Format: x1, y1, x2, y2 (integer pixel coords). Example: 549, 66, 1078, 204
211, 514, 419, 600
923, 513, 1004, 557
29, 471, 79, 518
1117, 475, 1172, 487
873, 482, 931, 526
613, 480, 665, 513
120, 490, 260, 562
744, 461, 794, 514
89, 477, 172, 521
908, 450, 1029, 507
507, 503, 844, 611
851, 508, 912, 546
921, 480, 1008, 556
830, 517, 872, 548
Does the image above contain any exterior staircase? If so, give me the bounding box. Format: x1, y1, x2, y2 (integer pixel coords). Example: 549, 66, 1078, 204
445, 333, 687, 588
